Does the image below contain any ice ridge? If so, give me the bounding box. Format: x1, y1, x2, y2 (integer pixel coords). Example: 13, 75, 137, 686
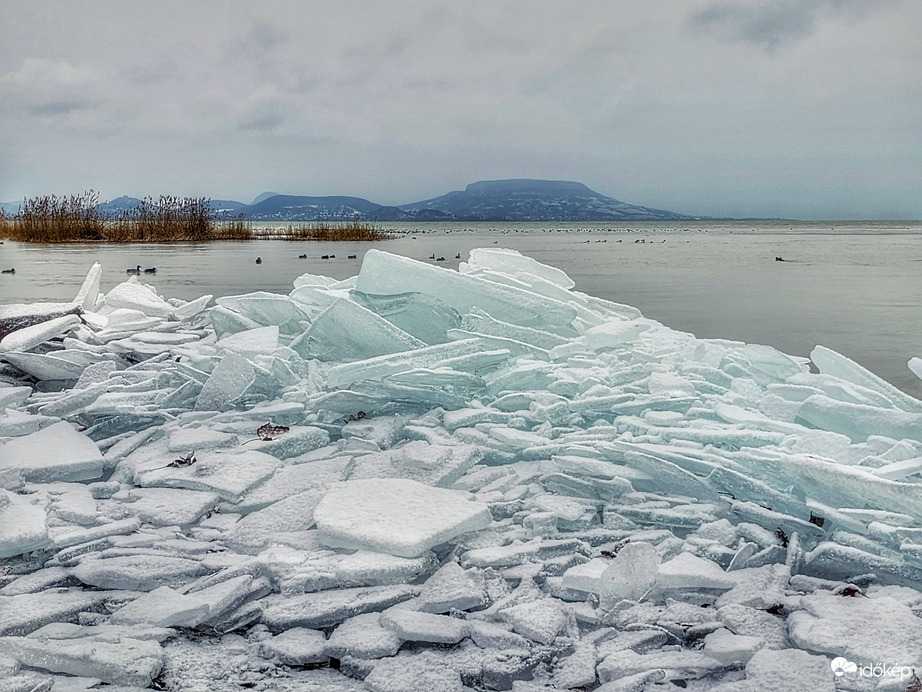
1, 250, 922, 689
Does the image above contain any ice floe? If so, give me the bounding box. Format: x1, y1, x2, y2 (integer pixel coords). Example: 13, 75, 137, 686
2, 250, 922, 689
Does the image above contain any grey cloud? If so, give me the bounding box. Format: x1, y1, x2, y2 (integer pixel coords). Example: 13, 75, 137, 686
237, 113, 284, 132
689, 0, 883, 51
28, 99, 97, 117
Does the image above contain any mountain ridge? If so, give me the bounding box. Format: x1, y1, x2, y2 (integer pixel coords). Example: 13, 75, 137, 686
1, 179, 696, 222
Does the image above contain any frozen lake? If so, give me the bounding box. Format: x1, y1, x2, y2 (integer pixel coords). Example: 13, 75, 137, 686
2, 219, 921, 396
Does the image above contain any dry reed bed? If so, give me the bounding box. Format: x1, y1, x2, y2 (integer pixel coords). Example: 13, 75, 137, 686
0, 193, 388, 243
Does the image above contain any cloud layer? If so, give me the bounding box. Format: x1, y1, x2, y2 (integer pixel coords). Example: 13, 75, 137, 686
1, 0, 919, 218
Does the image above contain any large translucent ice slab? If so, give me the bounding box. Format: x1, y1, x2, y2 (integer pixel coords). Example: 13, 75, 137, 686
314, 478, 492, 558
812, 345, 922, 413
325, 338, 487, 389
213, 326, 280, 357
216, 291, 309, 333
796, 394, 922, 443
209, 305, 262, 338
461, 307, 568, 350
463, 248, 576, 289
290, 298, 425, 362
0, 421, 104, 483
351, 290, 461, 345
758, 453, 922, 519
195, 353, 256, 411
0, 627, 163, 686
355, 250, 578, 334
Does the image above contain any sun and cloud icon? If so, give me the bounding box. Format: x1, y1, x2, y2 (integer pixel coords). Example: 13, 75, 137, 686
831, 657, 858, 677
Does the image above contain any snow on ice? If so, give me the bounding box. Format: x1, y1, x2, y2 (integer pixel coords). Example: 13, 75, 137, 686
2, 249, 922, 690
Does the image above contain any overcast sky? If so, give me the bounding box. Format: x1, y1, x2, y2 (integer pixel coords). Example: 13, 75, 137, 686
1, 0, 919, 219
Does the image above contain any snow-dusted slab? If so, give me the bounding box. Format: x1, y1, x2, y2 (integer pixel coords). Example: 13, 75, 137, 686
655, 551, 738, 591
262, 584, 419, 631
105, 280, 176, 317
598, 541, 662, 607
0, 628, 163, 686
314, 478, 492, 558
324, 612, 403, 659
0, 489, 49, 558
120, 486, 219, 527
110, 585, 210, 627
135, 449, 280, 502
379, 609, 469, 644
72, 554, 212, 591
417, 561, 487, 613
0, 314, 82, 353
499, 598, 568, 644
259, 627, 328, 665
788, 593, 922, 668
0, 590, 123, 636
0, 421, 104, 483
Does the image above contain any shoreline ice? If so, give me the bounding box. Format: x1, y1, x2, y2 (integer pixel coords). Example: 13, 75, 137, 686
2, 248, 922, 690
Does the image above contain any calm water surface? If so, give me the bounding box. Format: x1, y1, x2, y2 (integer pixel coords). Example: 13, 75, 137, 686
2, 220, 921, 397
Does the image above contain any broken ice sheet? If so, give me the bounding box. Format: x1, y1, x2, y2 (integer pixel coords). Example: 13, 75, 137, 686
290, 298, 425, 362
314, 478, 493, 558
0, 421, 105, 483
6, 247, 922, 690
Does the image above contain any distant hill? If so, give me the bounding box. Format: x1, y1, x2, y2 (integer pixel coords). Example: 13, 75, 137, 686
94, 197, 248, 216
237, 194, 405, 222
1, 180, 693, 222
400, 179, 692, 221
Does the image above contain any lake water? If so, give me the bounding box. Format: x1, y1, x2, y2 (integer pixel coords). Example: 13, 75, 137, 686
2, 220, 921, 397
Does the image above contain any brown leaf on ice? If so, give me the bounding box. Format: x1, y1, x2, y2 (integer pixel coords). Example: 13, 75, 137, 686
808, 512, 825, 528
168, 451, 197, 468
257, 422, 289, 441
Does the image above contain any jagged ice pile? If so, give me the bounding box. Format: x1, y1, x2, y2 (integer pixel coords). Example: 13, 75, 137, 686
2, 248, 922, 691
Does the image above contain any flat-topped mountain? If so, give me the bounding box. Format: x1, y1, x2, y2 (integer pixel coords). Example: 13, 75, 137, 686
399, 179, 692, 221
